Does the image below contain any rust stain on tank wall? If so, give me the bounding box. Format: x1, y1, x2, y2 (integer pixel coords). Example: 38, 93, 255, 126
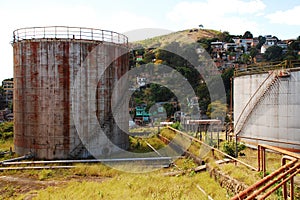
13, 27, 129, 159
62, 42, 70, 150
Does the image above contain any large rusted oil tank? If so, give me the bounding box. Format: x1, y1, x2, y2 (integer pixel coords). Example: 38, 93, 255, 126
13, 26, 129, 159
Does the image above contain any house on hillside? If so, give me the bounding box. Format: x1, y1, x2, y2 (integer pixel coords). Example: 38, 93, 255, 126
234, 38, 254, 52
277, 41, 288, 53
224, 43, 238, 51
2, 80, 13, 105
261, 35, 279, 54
211, 41, 224, 52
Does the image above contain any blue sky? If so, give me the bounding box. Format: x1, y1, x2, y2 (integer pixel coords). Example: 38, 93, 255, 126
0, 0, 299, 81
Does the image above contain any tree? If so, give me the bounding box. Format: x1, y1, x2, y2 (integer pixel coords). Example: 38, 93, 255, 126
196, 83, 210, 111
256, 35, 266, 49
143, 50, 155, 63
249, 47, 259, 62
0, 86, 6, 110
218, 31, 233, 43
197, 37, 219, 54
240, 53, 251, 64
289, 40, 300, 51
242, 31, 253, 39
264, 46, 283, 61
206, 100, 227, 120
221, 68, 234, 105
199, 24, 204, 29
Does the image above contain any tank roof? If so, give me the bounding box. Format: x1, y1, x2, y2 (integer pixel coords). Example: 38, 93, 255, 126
13, 26, 128, 46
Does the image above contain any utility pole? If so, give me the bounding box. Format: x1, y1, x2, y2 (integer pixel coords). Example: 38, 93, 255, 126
230, 77, 238, 157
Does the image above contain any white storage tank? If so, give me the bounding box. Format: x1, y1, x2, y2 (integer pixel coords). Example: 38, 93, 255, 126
234, 62, 300, 152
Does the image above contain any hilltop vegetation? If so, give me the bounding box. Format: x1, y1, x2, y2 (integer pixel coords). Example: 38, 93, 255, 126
134, 29, 221, 48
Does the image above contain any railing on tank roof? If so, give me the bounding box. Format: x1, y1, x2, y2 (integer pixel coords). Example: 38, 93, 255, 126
234, 60, 300, 77
13, 26, 128, 46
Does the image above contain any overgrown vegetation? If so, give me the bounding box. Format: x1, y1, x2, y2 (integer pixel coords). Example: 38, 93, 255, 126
0, 121, 14, 160
0, 121, 13, 140
129, 135, 165, 153
170, 121, 182, 130
29, 172, 229, 200
221, 141, 246, 158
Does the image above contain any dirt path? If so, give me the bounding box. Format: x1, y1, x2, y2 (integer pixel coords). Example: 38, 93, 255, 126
0, 175, 107, 199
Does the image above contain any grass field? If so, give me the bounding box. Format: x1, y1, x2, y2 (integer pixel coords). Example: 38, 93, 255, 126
27, 171, 228, 200
0, 126, 299, 199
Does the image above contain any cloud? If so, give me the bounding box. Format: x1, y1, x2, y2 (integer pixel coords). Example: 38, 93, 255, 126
0, 4, 101, 81
0, 3, 158, 81
101, 11, 158, 33
266, 6, 300, 25
166, 0, 265, 34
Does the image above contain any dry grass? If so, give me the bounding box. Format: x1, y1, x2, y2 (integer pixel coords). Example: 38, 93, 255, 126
0, 128, 296, 200
129, 135, 165, 153
134, 29, 220, 48
29, 171, 229, 200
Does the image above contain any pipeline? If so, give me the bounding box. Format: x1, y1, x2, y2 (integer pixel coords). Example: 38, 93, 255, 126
0, 153, 33, 165
0, 166, 75, 171
1, 157, 173, 166
0, 157, 173, 171
167, 126, 257, 171
244, 162, 300, 200
231, 159, 300, 200
145, 141, 162, 157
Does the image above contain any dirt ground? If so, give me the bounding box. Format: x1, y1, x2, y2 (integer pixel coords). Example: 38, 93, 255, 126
0, 175, 107, 199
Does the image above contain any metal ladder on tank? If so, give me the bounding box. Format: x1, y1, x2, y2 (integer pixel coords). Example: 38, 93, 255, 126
234, 71, 279, 136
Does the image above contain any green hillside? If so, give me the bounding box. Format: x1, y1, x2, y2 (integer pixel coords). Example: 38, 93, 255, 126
132, 29, 221, 48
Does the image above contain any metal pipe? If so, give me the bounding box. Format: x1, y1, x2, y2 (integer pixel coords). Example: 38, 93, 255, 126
239, 136, 300, 146
196, 184, 214, 200
257, 145, 261, 172
235, 134, 238, 158
257, 169, 300, 200
290, 173, 294, 200
231, 159, 298, 200
281, 155, 297, 200
0, 166, 75, 171
262, 146, 266, 177
145, 141, 162, 157
2, 157, 173, 165
259, 144, 300, 159
0, 153, 33, 165
167, 126, 257, 171
245, 163, 300, 200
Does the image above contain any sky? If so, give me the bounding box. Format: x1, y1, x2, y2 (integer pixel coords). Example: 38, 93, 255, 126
0, 0, 299, 81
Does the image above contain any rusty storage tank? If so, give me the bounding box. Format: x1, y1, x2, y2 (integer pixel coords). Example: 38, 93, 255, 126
234, 61, 300, 152
13, 26, 129, 159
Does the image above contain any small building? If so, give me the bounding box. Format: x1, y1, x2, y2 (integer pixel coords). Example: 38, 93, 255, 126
235, 39, 254, 52
211, 41, 224, 52
265, 36, 277, 46
224, 43, 238, 51
135, 106, 150, 125
277, 42, 288, 49
2, 79, 13, 103
260, 36, 278, 54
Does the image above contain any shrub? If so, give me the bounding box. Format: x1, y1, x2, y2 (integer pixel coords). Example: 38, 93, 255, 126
0, 122, 14, 140
221, 141, 246, 158
170, 121, 182, 130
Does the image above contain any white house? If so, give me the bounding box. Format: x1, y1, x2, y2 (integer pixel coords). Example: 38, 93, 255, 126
261, 35, 279, 53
